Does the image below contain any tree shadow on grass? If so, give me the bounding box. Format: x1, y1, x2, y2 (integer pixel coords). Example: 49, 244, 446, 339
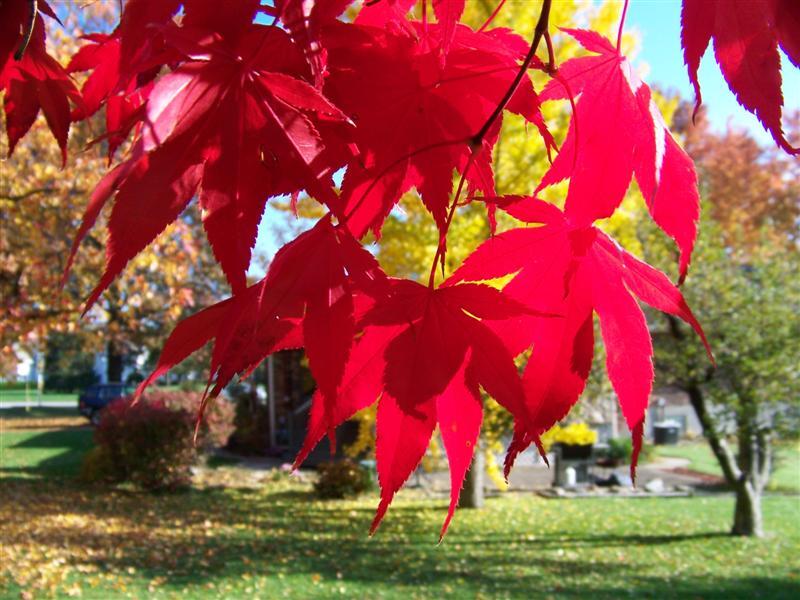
2, 478, 797, 599
0, 428, 93, 479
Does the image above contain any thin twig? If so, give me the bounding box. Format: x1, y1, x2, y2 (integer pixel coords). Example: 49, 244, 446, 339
478, 0, 508, 33
616, 0, 630, 53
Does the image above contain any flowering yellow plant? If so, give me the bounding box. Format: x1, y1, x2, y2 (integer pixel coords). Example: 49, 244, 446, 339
540, 423, 598, 450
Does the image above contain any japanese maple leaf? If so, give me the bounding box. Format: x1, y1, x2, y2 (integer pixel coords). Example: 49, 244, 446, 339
323, 19, 553, 239
356, 0, 417, 36
295, 279, 532, 538
115, 0, 181, 80
271, 0, 355, 87
537, 29, 700, 281
449, 198, 713, 479
432, 0, 466, 55
66, 22, 353, 307
138, 218, 387, 435
682, 0, 799, 155
67, 33, 154, 161
0, 0, 81, 164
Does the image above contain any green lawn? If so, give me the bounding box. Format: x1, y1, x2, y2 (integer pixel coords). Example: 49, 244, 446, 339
1, 429, 799, 599
0, 390, 77, 405
655, 441, 800, 492
0, 427, 93, 479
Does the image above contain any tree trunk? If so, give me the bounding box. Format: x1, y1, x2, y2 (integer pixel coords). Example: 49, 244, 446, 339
685, 383, 740, 484
731, 480, 763, 537
459, 445, 485, 509
668, 317, 770, 538
106, 342, 124, 383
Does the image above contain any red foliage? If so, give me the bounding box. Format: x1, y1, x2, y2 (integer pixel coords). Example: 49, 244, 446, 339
0, 0, 80, 164
7, 0, 794, 535
681, 0, 799, 154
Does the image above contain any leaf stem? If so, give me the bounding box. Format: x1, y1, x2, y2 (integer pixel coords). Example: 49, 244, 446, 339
616, 0, 630, 53
478, 0, 508, 33
427, 150, 477, 289
14, 0, 38, 61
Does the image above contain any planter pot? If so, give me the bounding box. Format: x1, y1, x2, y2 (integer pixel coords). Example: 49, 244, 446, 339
559, 443, 593, 460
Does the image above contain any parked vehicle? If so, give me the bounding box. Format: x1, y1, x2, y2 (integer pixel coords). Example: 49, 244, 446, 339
78, 383, 131, 424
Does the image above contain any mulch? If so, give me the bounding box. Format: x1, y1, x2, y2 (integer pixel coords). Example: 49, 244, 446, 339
666, 467, 726, 485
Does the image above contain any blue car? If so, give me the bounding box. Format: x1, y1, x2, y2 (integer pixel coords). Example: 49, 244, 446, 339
78, 383, 131, 424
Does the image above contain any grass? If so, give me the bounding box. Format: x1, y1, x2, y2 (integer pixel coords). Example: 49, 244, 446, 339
1, 426, 799, 599
655, 441, 800, 492
0, 390, 77, 405
0, 427, 93, 479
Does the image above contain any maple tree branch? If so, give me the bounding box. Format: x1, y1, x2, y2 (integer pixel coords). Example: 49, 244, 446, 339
0, 188, 86, 202
471, 0, 552, 148
0, 188, 55, 202
14, 0, 38, 61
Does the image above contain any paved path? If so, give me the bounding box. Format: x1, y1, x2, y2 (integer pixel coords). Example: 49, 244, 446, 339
0, 401, 76, 409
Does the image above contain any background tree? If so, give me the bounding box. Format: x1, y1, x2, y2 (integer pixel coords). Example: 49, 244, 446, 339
630, 112, 800, 537
675, 105, 800, 251
651, 218, 799, 537
0, 4, 227, 383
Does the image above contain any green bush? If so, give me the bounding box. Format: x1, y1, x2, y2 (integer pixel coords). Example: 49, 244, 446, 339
87, 398, 196, 490
314, 459, 372, 499
600, 437, 654, 465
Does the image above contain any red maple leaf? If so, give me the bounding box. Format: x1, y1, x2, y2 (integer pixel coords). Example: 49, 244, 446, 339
323, 18, 553, 238
270, 0, 355, 87
449, 198, 712, 479
66, 21, 353, 305
536, 28, 700, 281
67, 33, 155, 161
681, 0, 799, 155
0, 0, 81, 164
432, 0, 466, 55
295, 278, 532, 538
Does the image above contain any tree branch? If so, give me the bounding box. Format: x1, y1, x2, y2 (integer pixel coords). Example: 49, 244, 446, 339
471, 0, 552, 148
0, 188, 86, 202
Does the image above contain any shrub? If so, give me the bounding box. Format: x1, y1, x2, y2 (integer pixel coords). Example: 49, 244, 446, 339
599, 437, 655, 465
314, 459, 372, 499
138, 390, 235, 449
89, 398, 196, 490
79, 445, 118, 484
